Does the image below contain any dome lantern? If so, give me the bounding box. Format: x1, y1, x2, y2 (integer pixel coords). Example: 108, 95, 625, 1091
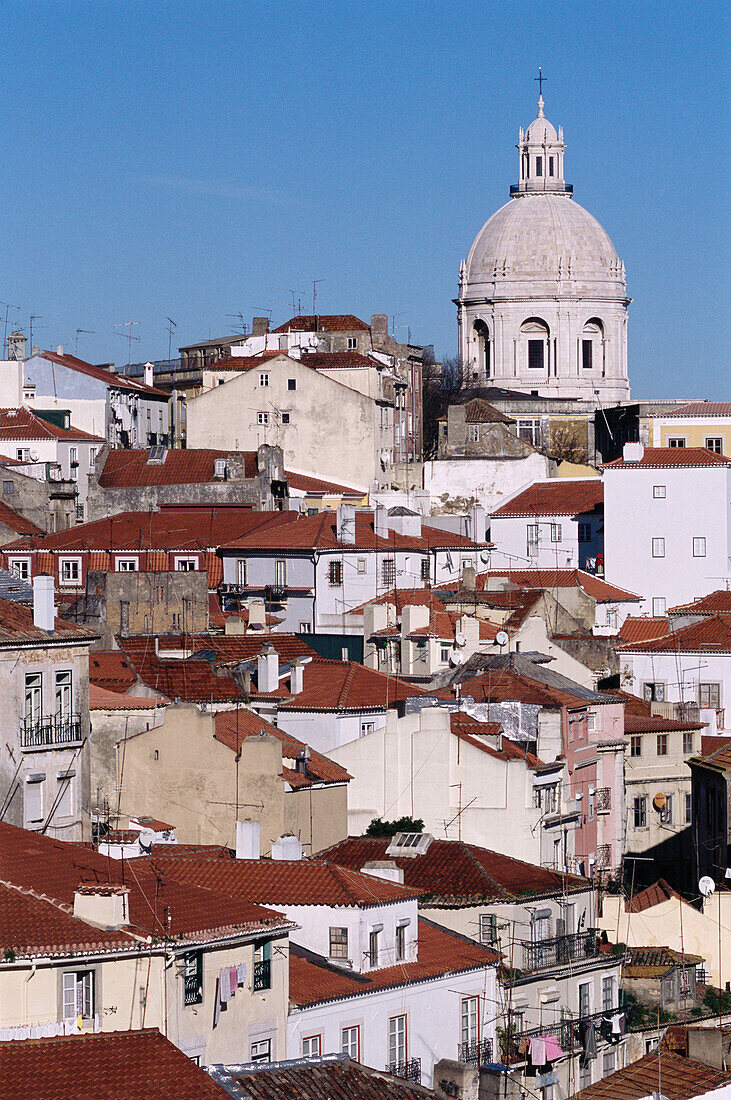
515, 94, 568, 194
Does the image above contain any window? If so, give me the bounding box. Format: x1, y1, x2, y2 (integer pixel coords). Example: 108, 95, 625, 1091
686, 792, 692, 822
652, 597, 666, 616
582, 340, 593, 370
440, 644, 452, 664
527, 524, 539, 556
461, 996, 479, 1046
236, 560, 247, 587
468, 424, 480, 443
578, 982, 591, 1018
668, 437, 686, 448
249, 1039, 272, 1063
360, 721, 374, 736
368, 928, 380, 966
699, 683, 721, 709
643, 681, 665, 702
630, 736, 642, 757
62, 970, 94, 1020
89, 447, 97, 466
287, 378, 296, 390
550, 523, 562, 543
60, 558, 81, 585
24, 673, 43, 722
657, 734, 668, 756
329, 927, 348, 959
578, 522, 591, 542
382, 559, 395, 587
9, 558, 29, 580
182, 951, 203, 1005
274, 560, 287, 587
396, 923, 407, 961
389, 1014, 407, 1067
693, 537, 706, 557
298, 621, 312, 633
117, 558, 138, 572
347, 337, 357, 349
3, 479, 14, 494
535, 156, 543, 176
75, 504, 84, 522
55, 671, 72, 719
607, 607, 618, 630
24, 776, 44, 823
517, 419, 540, 447
328, 560, 343, 587
420, 559, 430, 581
302, 1035, 321, 1057
602, 1050, 616, 1077
602, 976, 614, 1012
281, 412, 290, 424
705, 437, 724, 454
683, 731, 695, 754
341, 1026, 360, 1060
653, 485, 666, 498
548, 155, 555, 176
660, 795, 673, 823
258, 372, 269, 387
480, 913, 497, 945
651, 538, 665, 558
175, 557, 197, 571
253, 940, 271, 990
357, 558, 367, 574
69, 447, 78, 465
633, 796, 647, 828
257, 411, 269, 425
17, 448, 30, 461
528, 340, 544, 370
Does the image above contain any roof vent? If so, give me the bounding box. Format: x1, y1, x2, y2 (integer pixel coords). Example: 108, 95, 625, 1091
271, 834, 303, 861
622, 442, 645, 463
147, 446, 167, 465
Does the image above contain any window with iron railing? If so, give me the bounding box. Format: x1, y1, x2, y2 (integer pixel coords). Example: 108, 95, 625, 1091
521, 928, 600, 972
182, 951, 203, 1006
253, 940, 271, 991
387, 1058, 421, 1084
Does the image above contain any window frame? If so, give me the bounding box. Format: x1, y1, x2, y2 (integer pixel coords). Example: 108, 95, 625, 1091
258, 372, 270, 387
8, 557, 30, 580
381, 558, 396, 587
174, 556, 198, 572
62, 969, 94, 1021
653, 485, 666, 499
257, 411, 269, 426
59, 556, 82, 586
329, 926, 348, 960
651, 537, 665, 558
657, 734, 668, 756
341, 1025, 360, 1060
328, 559, 343, 587
527, 339, 545, 370
249, 1038, 272, 1064
705, 437, 723, 454
302, 1034, 321, 1057
116, 556, 139, 572
581, 339, 593, 370
693, 537, 707, 557
630, 735, 642, 757
388, 1013, 407, 1067
633, 796, 647, 829
667, 437, 686, 448
182, 950, 203, 1006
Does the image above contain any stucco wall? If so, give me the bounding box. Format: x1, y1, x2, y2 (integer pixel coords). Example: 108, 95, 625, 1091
424, 454, 553, 515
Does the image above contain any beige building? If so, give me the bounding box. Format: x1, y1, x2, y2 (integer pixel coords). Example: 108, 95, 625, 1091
117, 703, 349, 855
649, 401, 730, 455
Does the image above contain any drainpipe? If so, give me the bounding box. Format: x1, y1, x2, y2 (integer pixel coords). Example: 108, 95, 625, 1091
23, 961, 38, 1024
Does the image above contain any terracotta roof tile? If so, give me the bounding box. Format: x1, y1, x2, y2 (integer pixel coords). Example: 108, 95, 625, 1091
300, 350, 382, 369
626, 878, 682, 913
285, 469, 364, 494
40, 350, 169, 397
89, 684, 167, 710
624, 711, 705, 733
0, 406, 105, 443
204, 351, 285, 372
669, 590, 731, 616
624, 946, 703, 977
0, 1028, 231, 1099
618, 616, 671, 643
88, 650, 139, 693
574, 1050, 731, 1100
659, 401, 731, 418
477, 569, 641, 603
0, 595, 96, 646
617, 615, 731, 653
450, 713, 540, 765
604, 446, 731, 469
492, 479, 603, 518
464, 397, 514, 424
213, 1055, 437, 1098
272, 314, 370, 333
98, 448, 258, 486
213, 709, 351, 786
279, 658, 425, 712
222, 510, 486, 552
0, 500, 44, 536
702, 735, 731, 757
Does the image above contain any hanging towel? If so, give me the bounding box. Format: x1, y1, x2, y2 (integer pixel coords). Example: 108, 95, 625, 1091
579, 1021, 597, 1064
219, 966, 231, 1003
236, 963, 246, 986
529, 1037, 546, 1067
228, 966, 238, 995
544, 1034, 565, 1061
213, 977, 221, 1027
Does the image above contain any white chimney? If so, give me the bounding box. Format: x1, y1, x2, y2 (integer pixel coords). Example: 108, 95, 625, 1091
74, 884, 129, 930
336, 503, 356, 545
271, 834, 303, 861
290, 658, 305, 695
623, 442, 645, 463
144, 362, 154, 387
402, 603, 431, 635
56, 345, 64, 356
236, 819, 260, 860
470, 504, 486, 543
33, 574, 55, 632
361, 860, 405, 884
247, 598, 266, 629
374, 505, 389, 540
257, 644, 280, 693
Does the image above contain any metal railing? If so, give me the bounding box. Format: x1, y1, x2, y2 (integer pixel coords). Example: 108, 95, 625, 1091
506, 1003, 625, 1061
20, 714, 82, 750
183, 974, 202, 1006
387, 1058, 421, 1084
264, 584, 287, 603
520, 929, 600, 973
253, 959, 271, 991
459, 1038, 494, 1067
596, 788, 611, 812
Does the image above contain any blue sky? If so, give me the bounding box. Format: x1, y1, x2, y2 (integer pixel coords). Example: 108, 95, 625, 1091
2, 0, 727, 397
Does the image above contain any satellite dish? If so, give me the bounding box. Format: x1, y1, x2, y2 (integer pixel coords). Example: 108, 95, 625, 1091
137, 828, 156, 854
455, 631, 468, 648
495, 630, 509, 647
480, 551, 490, 564
449, 649, 464, 666
699, 876, 716, 898
652, 793, 667, 812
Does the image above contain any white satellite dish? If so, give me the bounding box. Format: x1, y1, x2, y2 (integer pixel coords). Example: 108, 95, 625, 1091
455, 631, 468, 648
699, 876, 716, 898
449, 649, 464, 667
137, 828, 156, 854
479, 550, 490, 564
495, 630, 509, 647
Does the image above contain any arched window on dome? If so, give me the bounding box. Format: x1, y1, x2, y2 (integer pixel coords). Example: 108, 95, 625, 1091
521, 318, 550, 374
472, 320, 491, 379
580, 318, 604, 374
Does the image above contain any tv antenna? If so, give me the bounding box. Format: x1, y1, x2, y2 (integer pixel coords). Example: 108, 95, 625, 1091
75, 329, 95, 356
277, 288, 305, 315
166, 317, 177, 361
0, 302, 20, 357
113, 320, 141, 368
29, 314, 43, 352
227, 312, 248, 335
390, 311, 408, 337
312, 279, 324, 317
250, 307, 272, 322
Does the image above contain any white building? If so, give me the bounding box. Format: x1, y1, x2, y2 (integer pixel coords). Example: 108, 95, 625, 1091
456, 93, 630, 404
489, 477, 603, 571
603, 443, 731, 615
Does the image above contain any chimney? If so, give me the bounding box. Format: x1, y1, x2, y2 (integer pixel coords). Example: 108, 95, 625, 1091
622, 442, 645, 463
470, 504, 486, 543
257, 643, 280, 693
235, 819, 260, 860
74, 883, 129, 930
7, 332, 27, 360
252, 317, 270, 337
271, 834, 303, 861
373, 505, 389, 540
33, 574, 55, 632
370, 314, 388, 336
462, 564, 477, 591
402, 603, 431, 636
336, 503, 356, 545
144, 362, 154, 387
56, 345, 64, 356
247, 598, 267, 630
290, 658, 305, 695
386, 508, 422, 538
361, 860, 404, 884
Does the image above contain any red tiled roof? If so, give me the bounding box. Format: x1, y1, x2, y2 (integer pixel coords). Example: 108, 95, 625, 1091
670, 590, 731, 616
626, 878, 682, 913
89, 684, 166, 710
0, 821, 292, 956
464, 397, 514, 424
348, 587, 448, 616
0, 1028, 231, 1099
134, 852, 422, 907
478, 569, 641, 603
451, 667, 595, 711
285, 469, 364, 495
272, 314, 370, 333
98, 448, 259, 486
693, 738, 731, 771
0, 500, 43, 536
604, 446, 731, 469
300, 351, 381, 370
659, 401, 731, 418
617, 614, 731, 654
702, 735, 731, 757
214, 709, 351, 787
450, 712, 540, 765
0, 595, 97, 646
289, 918, 500, 1006
0, 406, 105, 443
491, 479, 603, 518
88, 651, 140, 693
574, 1050, 731, 1100
624, 711, 705, 733
279, 658, 425, 712
618, 616, 671, 643
218, 1056, 436, 1099
624, 946, 703, 977
204, 351, 286, 372
40, 350, 169, 397
318, 835, 589, 905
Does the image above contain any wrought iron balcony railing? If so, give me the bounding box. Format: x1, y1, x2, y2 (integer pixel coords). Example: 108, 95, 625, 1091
387, 1058, 421, 1084
183, 974, 202, 1006
253, 959, 271, 991
504, 1002, 626, 1062
20, 714, 82, 750
596, 787, 611, 812
459, 1038, 494, 1067
264, 584, 287, 603
520, 929, 600, 973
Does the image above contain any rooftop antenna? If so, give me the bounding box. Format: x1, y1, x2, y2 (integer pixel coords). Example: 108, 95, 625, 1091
390, 312, 408, 337
227, 312, 247, 335
278, 289, 305, 316
250, 307, 272, 322
75, 329, 94, 356
312, 279, 324, 318
114, 321, 141, 369
29, 314, 43, 352
0, 302, 20, 357
166, 317, 177, 361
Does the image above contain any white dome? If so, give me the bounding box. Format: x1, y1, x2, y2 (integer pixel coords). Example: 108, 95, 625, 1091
465, 192, 625, 298
525, 116, 557, 143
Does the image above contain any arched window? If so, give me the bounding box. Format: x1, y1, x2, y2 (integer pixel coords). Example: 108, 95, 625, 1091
472, 320, 491, 378
521, 318, 550, 372
581, 318, 604, 371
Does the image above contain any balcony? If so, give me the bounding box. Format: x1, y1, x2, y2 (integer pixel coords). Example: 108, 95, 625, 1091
596, 788, 611, 813
506, 1003, 625, 1062
264, 584, 287, 604
387, 1059, 421, 1084
253, 959, 271, 991
183, 974, 202, 1006
458, 1038, 494, 1067
20, 715, 82, 751
520, 929, 600, 973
